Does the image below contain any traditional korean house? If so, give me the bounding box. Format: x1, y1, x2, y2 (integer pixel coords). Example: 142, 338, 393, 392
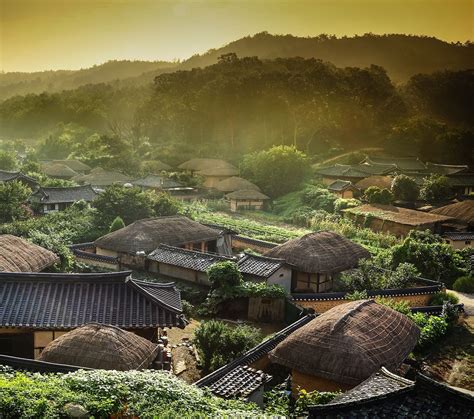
29, 184, 99, 213
343, 204, 454, 237
327, 180, 359, 198
355, 175, 393, 191
0, 170, 39, 190
94, 216, 233, 268
51, 159, 92, 174
0, 271, 184, 359
442, 232, 474, 250
226, 189, 270, 212
38, 323, 161, 370
309, 367, 474, 418
131, 174, 197, 199
214, 176, 261, 193
42, 162, 79, 179
178, 158, 236, 173
268, 300, 419, 394
430, 200, 474, 230
237, 253, 292, 293
142, 159, 173, 172
362, 156, 427, 173
146, 244, 235, 286
315, 163, 396, 185
446, 174, 474, 196
264, 231, 370, 293
0, 235, 59, 272
72, 167, 131, 187
197, 166, 240, 188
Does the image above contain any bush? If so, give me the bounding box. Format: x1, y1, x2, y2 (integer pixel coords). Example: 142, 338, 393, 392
375, 298, 411, 315
294, 389, 340, 416
301, 186, 337, 212
207, 261, 242, 289
181, 300, 195, 319
391, 174, 419, 201
364, 186, 393, 204
333, 198, 361, 213
429, 292, 460, 306
409, 312, 448, 350
419, 174, 453, 202
346, 290, 368, 301
109, 216, 125, 232
193, 320, 261, 373
452, 276, 474, 293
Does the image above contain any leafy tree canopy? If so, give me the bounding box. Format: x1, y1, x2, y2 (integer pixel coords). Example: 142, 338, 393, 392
0, 181, 31, 223
391, 174, 419, 201
364, 186, 393, 204
419, 174, 453, 202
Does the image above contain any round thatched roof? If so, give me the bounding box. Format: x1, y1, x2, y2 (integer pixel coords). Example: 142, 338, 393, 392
0, 235, 59, 272
430, 200, 474, 225
178, 158, 236, 172
38, 323, 159, 370
225, 189, 270, 200
43, 163, 79, 179
269, 300, 419, 386
264, 231, 370, 274
52, 159, 92, 173
215, 176, 261, 193
73, 167, 131, 186
355, 175, 394, 191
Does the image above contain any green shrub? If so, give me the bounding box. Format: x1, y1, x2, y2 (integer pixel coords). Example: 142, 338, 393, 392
181, 300, 195, 319
108, 216, 125, 232
452, 276, 474, 293
334, 198, 361, 213
408, 312, 448, 350
364, 186, 393, 204
346, 290, 368, 301
294, 389, 340, 416
375, 298, 411, 315
301, 186, 337, 212
206, 261, 242, 289
429, 292, 460, 306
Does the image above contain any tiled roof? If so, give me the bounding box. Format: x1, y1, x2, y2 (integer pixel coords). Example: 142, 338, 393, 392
443, 232, 474, 241
131, 175, 183, 189
30, 185, 98, 204
316, 163, 397, 178
237, 253, 287, 278
327, 180, 357, 192
446, 174, 474, 187
147, 244, 234, 272
195, 314, 315, 388
207, 365, 272, 399
309, 368, 474, 418
0, 170, 38, 186
0, 271, 184, 329
426, 162, 469, 176
51, 160, 92, 173
364, 156, 427, 171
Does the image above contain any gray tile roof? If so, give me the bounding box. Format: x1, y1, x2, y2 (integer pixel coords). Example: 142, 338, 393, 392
147, 244, 235, 272
327, 180, 358, 192
30, 185, 98, 204
207, 365, 272, 399
237, 253, 287, 278
443, 232, 474, 241
0, 170, 39, 186
131, 175, 183, 189
364, 156, 427, 171
0, 271, 184, 329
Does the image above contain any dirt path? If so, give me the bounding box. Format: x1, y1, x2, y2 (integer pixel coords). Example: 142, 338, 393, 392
448, 290, 474, 315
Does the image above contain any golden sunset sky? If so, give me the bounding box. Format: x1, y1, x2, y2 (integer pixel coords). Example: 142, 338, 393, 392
1, 0, 473, 72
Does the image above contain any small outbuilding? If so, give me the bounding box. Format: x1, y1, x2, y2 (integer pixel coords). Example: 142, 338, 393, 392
226, 189, 270, 212
215, 176, 261, 193
268, 300, 419, 394
30, 184, 99, 213
0, 235, 59, 272
264, 231, 370, 293
327, 180, 359, 198
38, 323, 159, 370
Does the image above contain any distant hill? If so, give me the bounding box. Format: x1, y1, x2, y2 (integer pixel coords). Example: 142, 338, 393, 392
181, 33, 473, 82
1, 33, 472, 101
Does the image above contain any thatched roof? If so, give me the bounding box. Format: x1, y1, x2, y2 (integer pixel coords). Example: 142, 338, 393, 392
142, 159, 173, 171
30, 185, 98, 204
52, 160, 91, 173
197, 166, 239, 177
73, 167, 131, 186
0, 235, 59, 272
430, 200, 474, 225
95, 216, 223, 254
42, 163, 79, 179
178, 158, 236, 172
269, 300, 419, 385
343, 204, 454, 226
264, 231, 370, 274
355, 175, 394, 191
226, 189, 270, 200
215, 176, 260, 193
38, 323, 159, 370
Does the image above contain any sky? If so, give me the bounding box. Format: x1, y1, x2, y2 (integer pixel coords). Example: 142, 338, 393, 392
1, 0, 473, 72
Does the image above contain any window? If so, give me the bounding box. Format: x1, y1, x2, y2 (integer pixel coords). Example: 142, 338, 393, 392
466, 241, 471, 245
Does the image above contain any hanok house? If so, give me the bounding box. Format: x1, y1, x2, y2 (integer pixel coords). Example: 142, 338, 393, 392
197, 166, 240, 188
309, 367, 474, 418
0, 235, 59, 272
42, 162, 79, 179
268, 300, 419, 394
264, 231, 370, 293
237, 253, 292, 293
362, 156, 427, 174
315, 163, 397, 186
214, 176, 261, 193
178, 158, 236, 173
327, 180, 359, 198
355, 175, 394, 192
147, 244, 235, 286
51, 159, 92, 174
0, 169, 39, 190
343, 204, 454, 237
72, 167, 131, 187
430, 200, 474, 230
225, 189, 270, 212
0, 271, 184, 359
29, 184, 99, 213
93, 216, 233, 269
442, 232, 474, 250
131, 174, 197, 199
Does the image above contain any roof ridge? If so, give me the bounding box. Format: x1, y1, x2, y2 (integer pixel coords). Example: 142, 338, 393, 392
241, 252, 286, 263
154, 243, 234, 260
127, 278, 182, 314
330, 300, 373, 333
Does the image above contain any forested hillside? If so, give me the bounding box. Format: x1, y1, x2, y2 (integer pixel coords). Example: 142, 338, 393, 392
1, 55, 472, 165
1, 33, 472, 101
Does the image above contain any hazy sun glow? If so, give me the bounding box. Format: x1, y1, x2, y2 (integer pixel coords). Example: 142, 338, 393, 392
1, 0, 473, 72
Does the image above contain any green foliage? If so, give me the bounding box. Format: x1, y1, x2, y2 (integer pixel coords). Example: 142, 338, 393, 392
240, 146, 311, 198
109, 216, 125, 232
391, 174, 419, 201
294, 389, 340, 416
391, 230, 465, 287
364, 186, 393, 204
375, 298, 411, 315
0, 369, 260, 417
409, 312, 448, 350
264, 386, 291, 416
181, 300, 195, 319
453, 276, 474, 294
0, 151, 17, 171
301, 185, 337, 212
193, 320, 261, 373
346, 290, 368, 301
429, 292, 460, 306
334, 198, 361, 213
0, 181, 31, 223
153, 192, 182, 216
207, 261, 243, 289
419, 174, 453, 202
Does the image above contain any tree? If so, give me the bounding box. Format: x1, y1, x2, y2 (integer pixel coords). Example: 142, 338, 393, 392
301, 186, 337, 212
109, 216, 125, 232
207, 261, 242, 289
364, 186, 393, 204
0, 181, 31, 222
193, 320, 261, 373
0, 151, 17, 171
419, 174, 453, 202
391, 175, 419, 201
153, 193, 181, 216
240, 146, 311, 198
